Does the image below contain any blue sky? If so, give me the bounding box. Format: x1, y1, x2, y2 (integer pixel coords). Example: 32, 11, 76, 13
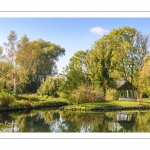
1, 18, 150, 73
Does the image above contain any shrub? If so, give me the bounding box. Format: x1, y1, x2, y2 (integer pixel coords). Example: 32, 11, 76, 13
68, 86, 104, 104
106, 89, 119, 100
0, 92, 15, 107
37, 76, 62, 98
28, 94, 39, 101
39, 95, 49, 101
17, 100, 32, 107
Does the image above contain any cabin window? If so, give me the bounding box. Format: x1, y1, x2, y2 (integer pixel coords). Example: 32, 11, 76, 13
120, 91, 124, 97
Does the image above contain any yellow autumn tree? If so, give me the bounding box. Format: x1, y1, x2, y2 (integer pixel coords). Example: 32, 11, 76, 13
133, 55, 150, 104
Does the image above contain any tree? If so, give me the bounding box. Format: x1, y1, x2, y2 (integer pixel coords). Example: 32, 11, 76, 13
133, 55, 150, 104
86, 34, 122, 99
16, 35, 40, 92
1, 31, 65, 94
16, 38, 65, 93
87, 26, 150, 100
106, 26, 137, 82
61, 50, 89, 96
110, 27, 150, 101
108, 27, 149, 83
3, 31, 18, 95
37, 76, 62, 97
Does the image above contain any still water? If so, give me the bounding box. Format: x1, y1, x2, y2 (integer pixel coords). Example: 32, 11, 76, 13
0, 108, 150, 132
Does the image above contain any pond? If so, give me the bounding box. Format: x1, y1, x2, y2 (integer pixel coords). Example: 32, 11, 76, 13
0, 108, 150, 132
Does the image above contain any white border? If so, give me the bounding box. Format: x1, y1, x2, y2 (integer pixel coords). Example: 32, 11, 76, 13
1, 12, 150, 18
0, 0, 150, 12
0, 1, 149, 149
0, 133, 150, 139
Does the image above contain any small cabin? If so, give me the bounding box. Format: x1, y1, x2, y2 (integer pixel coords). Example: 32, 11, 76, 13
117, 81, 137, 101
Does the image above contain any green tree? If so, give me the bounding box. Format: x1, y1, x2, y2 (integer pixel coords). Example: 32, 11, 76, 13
133, 55, 150, 104
16, 35, 40, 92
16, 38, 65, 93
86, 34, 121, 99
37, 76, 62, 97
87, 26, 150, 100
3, 31, 18, 95
61, 50, 89, 96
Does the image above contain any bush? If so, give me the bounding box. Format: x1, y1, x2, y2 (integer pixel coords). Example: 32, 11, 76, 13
0, 92, 15, 107
16, 100, 32, 107
106, 89, 119, 100
37, 76, 61, 98
28, 94, 39, 101
39, 95, 49, 101
68, 86, 104, 104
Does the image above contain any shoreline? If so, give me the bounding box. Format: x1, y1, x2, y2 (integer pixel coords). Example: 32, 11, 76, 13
0, 102, 68, 112
59, 105, 150, 111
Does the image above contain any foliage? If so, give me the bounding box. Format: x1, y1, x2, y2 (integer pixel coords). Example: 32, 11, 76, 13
106, 89, 119, 100
0, 92, 15, 107
59, 50, 91, 100
133, 55, 150, 103
63, 51, 89, 89
86, 26, 150, 101
16, 37, 65, 93
0, 32, 65, 94
3, 31, 18, 95
15, 100, 32, 107
67, 85, 104, 104
37, 76, 62, 97
86, 33, 120, 99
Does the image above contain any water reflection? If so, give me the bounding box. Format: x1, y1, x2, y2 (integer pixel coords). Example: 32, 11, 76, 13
116, 112, 137, 132
0, 109, 150, 132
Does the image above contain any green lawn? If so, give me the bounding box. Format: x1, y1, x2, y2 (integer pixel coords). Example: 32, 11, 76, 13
63, 98, 150, 110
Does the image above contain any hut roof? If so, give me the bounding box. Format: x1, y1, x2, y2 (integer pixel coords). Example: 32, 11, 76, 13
117, 81, 137, 90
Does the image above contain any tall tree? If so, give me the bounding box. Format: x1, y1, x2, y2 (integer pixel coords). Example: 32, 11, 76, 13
16, 35, 40, 92
61, 50, 89, 96
3, 31, 18, 95
133, 55, 150, 104
86, 26, 150, 100
16, 38, 65, 93
86, 34, 124, 99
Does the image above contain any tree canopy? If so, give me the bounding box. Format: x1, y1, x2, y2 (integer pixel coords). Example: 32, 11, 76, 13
0, 31, 65, 94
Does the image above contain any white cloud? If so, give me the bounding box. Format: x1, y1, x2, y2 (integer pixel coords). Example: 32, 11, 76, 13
89, 27, 109, 35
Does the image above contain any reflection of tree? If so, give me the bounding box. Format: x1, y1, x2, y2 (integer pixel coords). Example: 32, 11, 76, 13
0, 113, 13, 123
133, 111, 150, 132
0, 112, 19, 132
16, 113, 50, 132
40, 110, 60, 124
14, 109, 61, 132
58, 111, 113, 132
1, 109, 150, 132
93, 112, 114, 132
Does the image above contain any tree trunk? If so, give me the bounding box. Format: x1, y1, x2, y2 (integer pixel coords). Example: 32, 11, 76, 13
13, 74, 17, 95
137, 92, 142, 105
103, 85, 106, 101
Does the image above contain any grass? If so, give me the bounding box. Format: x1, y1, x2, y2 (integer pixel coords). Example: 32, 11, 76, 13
7, 94, 68, 109
63, 98, 150, 110
1, 93, 150, 111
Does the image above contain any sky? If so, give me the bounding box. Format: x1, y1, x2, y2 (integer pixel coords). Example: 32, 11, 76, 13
1, 18, 150, 74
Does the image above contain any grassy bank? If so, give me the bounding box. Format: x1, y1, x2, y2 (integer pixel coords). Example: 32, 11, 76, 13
61, 98, 150, 111
1, 93, 150, 112
0, 94, 68, 112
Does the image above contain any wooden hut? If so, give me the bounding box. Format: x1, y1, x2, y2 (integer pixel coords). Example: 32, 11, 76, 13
117, 81, 137, 100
